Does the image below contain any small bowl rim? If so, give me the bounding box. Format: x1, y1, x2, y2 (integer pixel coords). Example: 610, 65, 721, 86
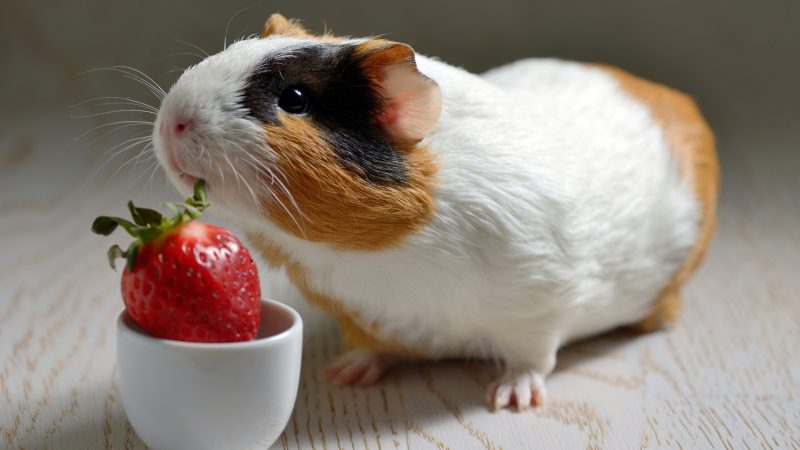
117, 298, 302, 351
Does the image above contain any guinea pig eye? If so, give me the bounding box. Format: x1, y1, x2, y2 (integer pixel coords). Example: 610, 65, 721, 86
278, 87, 310, 114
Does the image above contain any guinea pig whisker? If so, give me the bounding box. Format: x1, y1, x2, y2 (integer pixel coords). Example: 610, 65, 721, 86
265, 165, 306, 222
238, 169, 263, 214
155, 52, 206, 62
230, 147, 299, 215
227, 140, 266, 171
144, 159, 163, 191
197, 143, 207, 160
107, 143, 154, 183
129, 143, 157, 175
114, 65, 167, 98
241, 155, 276, 184
221, 152, 242, 188
72, 109, 158, 119
172, 38, 210, 58
225, 153, 265, 215
265, 185, 306, 239
217, 165, 226, 185
236, 151, 276, 189
239, 156, 268, 177
126, 152, 158, 188
122, 75, 164, 101
85, 134, 151, 184
223, 4, 260, 50
73, 120, 154, 143
84, 123, 154, 152
133, 158, 160, 195
231, 26, 252, 46
94, 134, 153, 172
234, 148, 306, 235
86, 127, 151, 151
71, 96, 159, 112
241, 156, 307, 229
101, 133, 153, 155
239, 157, 284, 199
90, 102, 159, 112
204, 145, 215, 170
228, 140, 269, 168
79, 67, 164, 101
264, 162, 286, 186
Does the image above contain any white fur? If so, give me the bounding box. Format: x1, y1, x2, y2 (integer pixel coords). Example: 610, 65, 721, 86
155, 39, 700, 378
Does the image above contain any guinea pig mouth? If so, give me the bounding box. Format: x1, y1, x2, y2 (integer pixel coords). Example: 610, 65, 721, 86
179, 172, 199, 186
163, 146, 200, 187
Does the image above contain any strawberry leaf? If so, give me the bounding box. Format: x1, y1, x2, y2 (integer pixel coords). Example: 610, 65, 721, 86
92, 216, 119, 235
107, 244, 126, 271
92, 216, 138, 236
128, 201, 163, 226
139, 208, 164, 225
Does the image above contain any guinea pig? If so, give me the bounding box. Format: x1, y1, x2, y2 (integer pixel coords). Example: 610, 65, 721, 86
152, 13, 718, 410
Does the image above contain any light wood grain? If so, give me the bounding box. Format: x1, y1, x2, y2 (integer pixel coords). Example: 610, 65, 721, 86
1, 116, 798, 449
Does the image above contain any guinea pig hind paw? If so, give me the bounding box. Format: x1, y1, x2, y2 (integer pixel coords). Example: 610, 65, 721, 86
486, 369, 547, 411
325, 349, 395, 387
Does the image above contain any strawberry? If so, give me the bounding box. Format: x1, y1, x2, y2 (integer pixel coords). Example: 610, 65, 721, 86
92, 181, 261, 343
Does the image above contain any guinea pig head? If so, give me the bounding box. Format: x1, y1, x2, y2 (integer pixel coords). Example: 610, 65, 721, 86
153, 15, 440, 249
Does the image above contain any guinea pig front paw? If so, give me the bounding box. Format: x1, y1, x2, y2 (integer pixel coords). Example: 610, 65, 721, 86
486, 368, 547, 411
324, 349, 395, 386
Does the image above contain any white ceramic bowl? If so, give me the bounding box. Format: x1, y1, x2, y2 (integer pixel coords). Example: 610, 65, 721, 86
117, 299, 303, 450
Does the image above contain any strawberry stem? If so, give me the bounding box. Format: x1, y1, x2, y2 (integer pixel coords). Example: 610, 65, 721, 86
91, 179, 209, 271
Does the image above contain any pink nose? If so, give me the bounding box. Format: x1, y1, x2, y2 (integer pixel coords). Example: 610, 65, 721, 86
159, 117, 193, 140
174, 120, 191, 134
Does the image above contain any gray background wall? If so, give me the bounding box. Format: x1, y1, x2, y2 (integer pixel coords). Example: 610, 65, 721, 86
1, 0, 798, 156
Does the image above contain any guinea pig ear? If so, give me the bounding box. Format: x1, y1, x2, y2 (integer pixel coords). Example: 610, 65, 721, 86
355, 40, 442, 144
261, 13, 311, 38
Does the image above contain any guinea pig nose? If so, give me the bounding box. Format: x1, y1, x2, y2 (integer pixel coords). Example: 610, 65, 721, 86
174, 119, 192, 134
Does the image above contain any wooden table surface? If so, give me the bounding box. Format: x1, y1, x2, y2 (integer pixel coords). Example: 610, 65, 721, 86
1, 115, 798, 449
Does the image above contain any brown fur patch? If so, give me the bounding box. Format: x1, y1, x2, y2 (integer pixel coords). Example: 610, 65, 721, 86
593, 64, 719, 331
352, 40, 413, 96
247, 235, 419, 356
353, 40, 415, 73
261, 13, 343, 43
260, 115, 437, 250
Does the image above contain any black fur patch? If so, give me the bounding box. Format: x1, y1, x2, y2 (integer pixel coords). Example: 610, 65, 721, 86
242, 44, 407, 184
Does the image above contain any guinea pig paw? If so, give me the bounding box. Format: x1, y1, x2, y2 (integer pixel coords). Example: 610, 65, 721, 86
325, 349, 395, 387
486, 369, 547, 411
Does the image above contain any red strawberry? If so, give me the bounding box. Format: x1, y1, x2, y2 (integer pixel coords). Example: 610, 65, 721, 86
92, 180, 261, 343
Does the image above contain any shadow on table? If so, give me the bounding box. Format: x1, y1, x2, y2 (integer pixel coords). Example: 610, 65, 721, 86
289, 325, 650, 448
556, 327, 650, 372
